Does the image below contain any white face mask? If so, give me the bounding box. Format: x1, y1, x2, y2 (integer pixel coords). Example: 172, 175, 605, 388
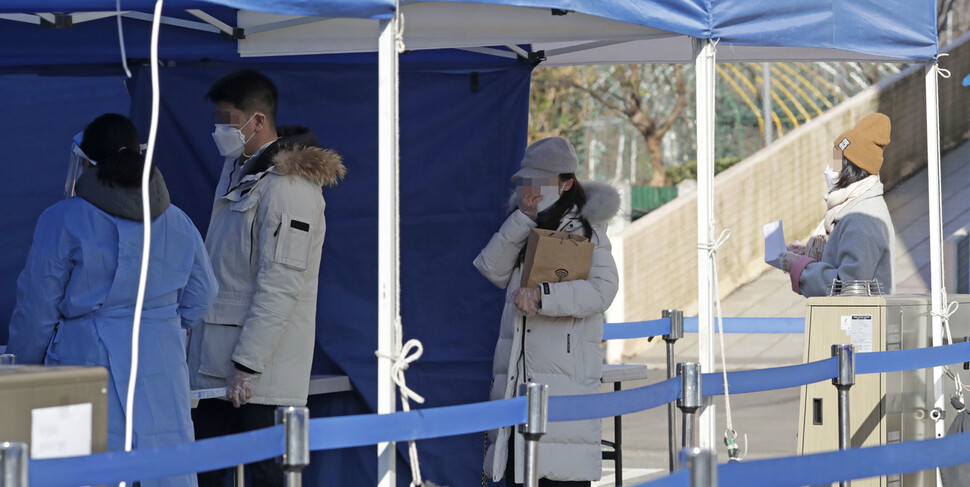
211, 114, 256, 159
824, 166, 840, 192
536, 185, 562, 213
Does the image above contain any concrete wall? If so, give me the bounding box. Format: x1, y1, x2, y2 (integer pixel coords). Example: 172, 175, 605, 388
613, 33, 970, 325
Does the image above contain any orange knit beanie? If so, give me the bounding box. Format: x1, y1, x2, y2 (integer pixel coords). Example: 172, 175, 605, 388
833, 113, 891, 175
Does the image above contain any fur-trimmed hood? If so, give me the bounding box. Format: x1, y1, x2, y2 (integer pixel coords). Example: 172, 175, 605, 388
271, 145, 346, 187
241, 125, 346, 187
579, 180, 621, 224
506, 180, 621, 224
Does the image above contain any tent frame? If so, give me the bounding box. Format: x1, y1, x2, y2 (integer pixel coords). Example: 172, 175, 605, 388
0, 2, 946, 482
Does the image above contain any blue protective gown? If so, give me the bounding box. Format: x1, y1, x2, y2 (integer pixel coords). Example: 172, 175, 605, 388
6, 195, 217, 487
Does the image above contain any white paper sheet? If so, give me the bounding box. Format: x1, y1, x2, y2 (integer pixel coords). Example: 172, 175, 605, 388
849, 314, 873, 353
763, 220, 786, 269
191, 387, 228, 400
31, 403, 92, 459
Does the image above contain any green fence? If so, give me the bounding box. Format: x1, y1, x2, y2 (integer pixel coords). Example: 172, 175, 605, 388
631, 185, 678, 219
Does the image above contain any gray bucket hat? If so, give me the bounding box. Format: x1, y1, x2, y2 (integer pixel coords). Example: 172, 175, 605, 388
511, 137, 579, 182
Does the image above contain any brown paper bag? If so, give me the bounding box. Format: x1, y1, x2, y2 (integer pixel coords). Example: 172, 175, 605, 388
520, 228, 595, 288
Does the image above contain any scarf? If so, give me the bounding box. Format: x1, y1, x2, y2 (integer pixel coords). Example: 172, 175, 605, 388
804, 174, 880, 260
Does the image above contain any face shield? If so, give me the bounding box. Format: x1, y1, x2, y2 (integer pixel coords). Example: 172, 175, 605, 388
66, 132, 96, 198
65, 132, 147, 198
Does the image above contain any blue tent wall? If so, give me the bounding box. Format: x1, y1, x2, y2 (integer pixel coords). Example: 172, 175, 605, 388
0, 72, 130, 346
120, 60, 532, 485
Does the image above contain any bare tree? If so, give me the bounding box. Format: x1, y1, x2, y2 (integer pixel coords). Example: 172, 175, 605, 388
529, 67, 591, 141
570, 65, 689, 186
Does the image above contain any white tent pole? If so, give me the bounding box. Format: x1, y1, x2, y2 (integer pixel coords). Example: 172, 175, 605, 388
694, 38, 717, 451
762, 62, 773, 145
925, 62, 946, 441
377, 16, 400, 487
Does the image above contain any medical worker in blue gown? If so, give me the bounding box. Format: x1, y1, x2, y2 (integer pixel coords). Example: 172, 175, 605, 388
6, 113, 217, 487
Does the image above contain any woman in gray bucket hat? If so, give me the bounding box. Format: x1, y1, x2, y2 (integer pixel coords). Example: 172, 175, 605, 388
474, 137, 621, 486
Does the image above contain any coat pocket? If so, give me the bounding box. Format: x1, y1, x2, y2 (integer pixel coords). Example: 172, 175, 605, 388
275, 213, 312, 270
197, 324, 242, 380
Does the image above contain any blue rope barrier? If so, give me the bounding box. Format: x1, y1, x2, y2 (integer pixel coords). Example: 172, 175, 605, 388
31, 425, 284, 487
717, 430, 970, 486
603, 316, 803, 340
684, 317, 804, 334
548, 377, 680, 422
634, 468, 687, 486
309, 396, 526, 450
702, 357, 838, 396
857, 340, 970, 374
603, 318, 671, 339
25, 328, 970, 486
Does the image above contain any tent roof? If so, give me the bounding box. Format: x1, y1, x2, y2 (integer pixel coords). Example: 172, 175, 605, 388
0, 0, 940, 67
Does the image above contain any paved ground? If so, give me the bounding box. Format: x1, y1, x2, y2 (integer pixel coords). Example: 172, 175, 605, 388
594, 141, 970, 486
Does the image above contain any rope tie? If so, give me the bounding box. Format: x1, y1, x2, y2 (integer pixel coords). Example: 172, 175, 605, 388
116, 0, 132, 78
933, 289, 965, 405
700, 228, 746, 461
935, 54, 952, 79
394, 8, 406, 54
375, 316, 427, 486
375, 335, 426, 406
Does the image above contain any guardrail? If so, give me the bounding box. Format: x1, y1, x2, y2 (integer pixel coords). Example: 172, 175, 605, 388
4, 314, 969, 487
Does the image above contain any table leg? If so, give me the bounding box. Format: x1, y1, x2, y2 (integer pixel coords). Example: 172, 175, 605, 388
614, 381, 622, 487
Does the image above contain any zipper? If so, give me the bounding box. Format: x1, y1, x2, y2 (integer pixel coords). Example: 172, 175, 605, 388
273, 221, 282, 237
567, 333, 571, 353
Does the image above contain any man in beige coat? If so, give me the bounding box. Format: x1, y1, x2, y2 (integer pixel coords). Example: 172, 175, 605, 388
187, 69, 345, 487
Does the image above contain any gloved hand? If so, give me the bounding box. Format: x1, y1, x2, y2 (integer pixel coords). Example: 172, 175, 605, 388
518, 192, 541, 221
778, 251, 800, 274
511, 286, 541, 316
805, 235, 826, 261
787, 241, 807, 256
226, 368, 259, 408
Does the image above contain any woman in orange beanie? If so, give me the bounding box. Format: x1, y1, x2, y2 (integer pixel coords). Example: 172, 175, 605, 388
779, 113, 896, 296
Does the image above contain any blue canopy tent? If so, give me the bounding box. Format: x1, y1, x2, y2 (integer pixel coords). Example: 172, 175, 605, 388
0, 1, 942, 486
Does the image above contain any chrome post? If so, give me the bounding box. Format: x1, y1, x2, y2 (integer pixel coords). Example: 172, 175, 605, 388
663, 309, 683, 472
519, 383, 549, 487
276, 407, 310, 487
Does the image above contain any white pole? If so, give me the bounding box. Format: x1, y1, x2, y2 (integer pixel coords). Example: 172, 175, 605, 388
925, 63, 946, 442
615, 124, 625, 181
694, 38, 717, 451
377, 16, 400, 487
761, 62, 773, 146
630, 131, 638, 183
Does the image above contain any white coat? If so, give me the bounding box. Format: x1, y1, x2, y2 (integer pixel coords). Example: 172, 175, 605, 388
474, 181, 620, 483
188, 138, 345, 406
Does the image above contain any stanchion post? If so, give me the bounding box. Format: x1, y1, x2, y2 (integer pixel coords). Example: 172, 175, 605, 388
0, 354, 15, 365
1, 441, 28, 487
276, 406, 310, 487
519, 383, 549, 487
678, 447, 717, 487
663, 309, 683, 472
677, 362, 702, 459
832, 344, 855, 487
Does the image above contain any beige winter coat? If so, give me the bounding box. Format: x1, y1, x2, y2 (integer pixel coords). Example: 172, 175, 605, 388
474, 181, 620, 483
188, 143, 345, 406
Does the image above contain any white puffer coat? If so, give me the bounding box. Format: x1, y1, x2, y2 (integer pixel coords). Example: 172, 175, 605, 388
188, 138, 345, 406
474, 181, 620, 483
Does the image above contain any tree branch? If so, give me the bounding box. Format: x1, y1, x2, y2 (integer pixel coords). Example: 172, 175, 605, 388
657, 66, 687, 137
